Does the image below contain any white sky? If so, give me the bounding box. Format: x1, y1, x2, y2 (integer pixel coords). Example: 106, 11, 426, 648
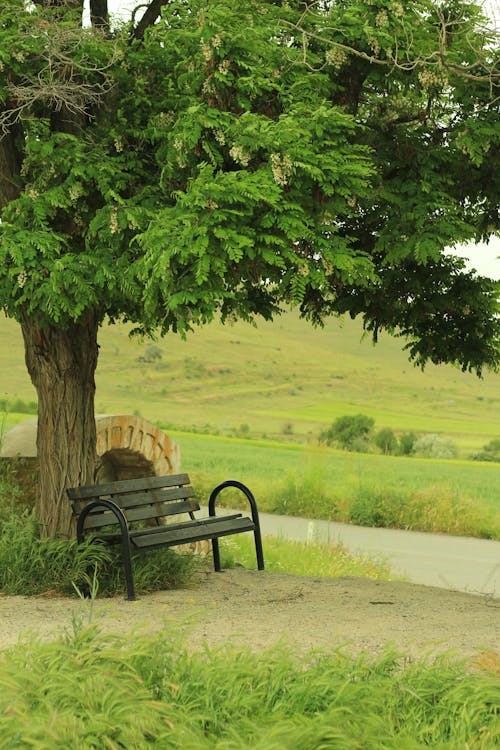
92, 0, 499, 280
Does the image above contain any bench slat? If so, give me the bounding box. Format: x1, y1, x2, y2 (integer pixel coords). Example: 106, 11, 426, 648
81, 486, 197, 513
131, 516, 256, 549
82, 499, 201, 530
67, 473, 191, 500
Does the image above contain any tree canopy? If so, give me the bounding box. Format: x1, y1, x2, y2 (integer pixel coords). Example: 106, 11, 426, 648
0, 0, 498, 534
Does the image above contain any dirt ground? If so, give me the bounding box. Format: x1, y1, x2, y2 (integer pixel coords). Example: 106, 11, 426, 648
1, 568, 499, 658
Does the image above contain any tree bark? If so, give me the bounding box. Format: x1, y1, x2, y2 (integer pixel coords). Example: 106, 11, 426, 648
20, 309, 100, 537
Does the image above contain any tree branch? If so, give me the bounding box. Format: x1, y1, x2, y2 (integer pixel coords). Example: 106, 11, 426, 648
130, 0, 171, 41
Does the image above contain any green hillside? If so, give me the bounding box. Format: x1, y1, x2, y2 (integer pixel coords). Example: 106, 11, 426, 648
1, 311, 498, 455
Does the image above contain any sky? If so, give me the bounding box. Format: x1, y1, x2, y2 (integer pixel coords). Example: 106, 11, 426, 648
91, 0, 499, 280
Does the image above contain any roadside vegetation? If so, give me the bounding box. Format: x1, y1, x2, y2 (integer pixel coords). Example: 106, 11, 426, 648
179, 434, 500, 540
1, 625, 498, 750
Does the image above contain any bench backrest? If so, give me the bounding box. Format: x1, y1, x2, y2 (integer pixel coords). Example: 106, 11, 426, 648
67, 473, 199, 532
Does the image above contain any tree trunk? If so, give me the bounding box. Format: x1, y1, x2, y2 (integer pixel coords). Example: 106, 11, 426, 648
20, 310, 100, 537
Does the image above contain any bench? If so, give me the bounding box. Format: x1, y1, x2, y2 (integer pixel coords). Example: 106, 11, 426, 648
67, 473, 265, 600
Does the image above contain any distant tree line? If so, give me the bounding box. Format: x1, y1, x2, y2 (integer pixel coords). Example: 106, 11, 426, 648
318, 414, 499, 461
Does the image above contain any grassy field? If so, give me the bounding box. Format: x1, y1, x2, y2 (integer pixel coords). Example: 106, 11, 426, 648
1, 626, 498, 750
2, 309, 498, 536
1, 310, 499, 454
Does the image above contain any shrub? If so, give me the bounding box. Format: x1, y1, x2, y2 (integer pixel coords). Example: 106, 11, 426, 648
413, 434, 459, 459
472, 438, 500, 462
398, 432, 418, 456
375, 428, 398, 455
319, 414, 375, 451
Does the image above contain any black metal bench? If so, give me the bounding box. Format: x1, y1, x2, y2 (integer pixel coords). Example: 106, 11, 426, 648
67, 473, 264, 600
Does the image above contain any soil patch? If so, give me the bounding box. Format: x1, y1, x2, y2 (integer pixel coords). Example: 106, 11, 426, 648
1, 569, 498, 657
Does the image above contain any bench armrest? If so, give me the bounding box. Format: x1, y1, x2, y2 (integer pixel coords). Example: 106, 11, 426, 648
208, 480, 261, 529
76, 498, 130, 543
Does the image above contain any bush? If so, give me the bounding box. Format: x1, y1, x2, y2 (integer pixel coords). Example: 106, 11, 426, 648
471, 438, 500, 462
413, 434, 458, 459
374, 428, 398, 455
319, 414, 375, 451
398, 432, 418, 456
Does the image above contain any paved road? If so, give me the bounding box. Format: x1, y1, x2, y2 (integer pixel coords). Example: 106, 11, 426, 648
248, 510, 500, 596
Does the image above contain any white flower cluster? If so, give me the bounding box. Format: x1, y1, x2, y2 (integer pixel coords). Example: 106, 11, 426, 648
214, 129, 226, 145
325, 47, 347, 69
202, 78, 216, 96
366, 34, 381, 57
270, 153, 292, 187
229, 145, 250, 167
200, 34, 224, 62
201, 42, 212, 62
109, 208, 118, 235
114, 136, 123, 153
17, 270, 27, 289
218, 59, 230, 76
375, 9, 388, 28
390, 2, 404, 18
69, 183, 83, 202
418, 67, 448, 91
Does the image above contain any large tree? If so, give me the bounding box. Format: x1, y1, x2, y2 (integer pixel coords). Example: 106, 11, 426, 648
0, 0, 498, 536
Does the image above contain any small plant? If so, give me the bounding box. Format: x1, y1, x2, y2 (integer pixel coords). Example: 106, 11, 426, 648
137, 344, 163, 363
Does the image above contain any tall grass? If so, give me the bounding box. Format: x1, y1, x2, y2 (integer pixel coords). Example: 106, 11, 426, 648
0, 511, 196, 597
0, 626, 498, 749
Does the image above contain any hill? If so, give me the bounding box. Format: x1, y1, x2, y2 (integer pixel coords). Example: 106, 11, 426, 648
1, 311, 498, 454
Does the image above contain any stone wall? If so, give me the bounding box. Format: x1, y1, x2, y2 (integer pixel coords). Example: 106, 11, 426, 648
1, 414, 181, 486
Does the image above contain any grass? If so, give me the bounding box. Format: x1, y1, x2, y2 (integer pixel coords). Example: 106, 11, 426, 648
1, 310, 499, 454
219, 534, 400, 581
0, 510, 197, 598
0, 625, 498, 749
173, 433, 500, 539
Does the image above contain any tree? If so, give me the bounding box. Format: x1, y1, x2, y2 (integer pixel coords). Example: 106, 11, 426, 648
374, 428, 398, 455
0, 0, 498, 536
319, 414, 375, 451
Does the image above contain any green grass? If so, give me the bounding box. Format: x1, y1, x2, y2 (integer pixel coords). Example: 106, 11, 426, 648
173, 432, 500, 539
1, 626, 498, 749
1, 310, 499, 454
219, 534, 400, 581
0, 510, 196, 598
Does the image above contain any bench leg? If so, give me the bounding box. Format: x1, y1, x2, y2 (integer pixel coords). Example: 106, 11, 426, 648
121, 536, 136, 601
254, 528, 265, 571
211, 538, 222, 572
